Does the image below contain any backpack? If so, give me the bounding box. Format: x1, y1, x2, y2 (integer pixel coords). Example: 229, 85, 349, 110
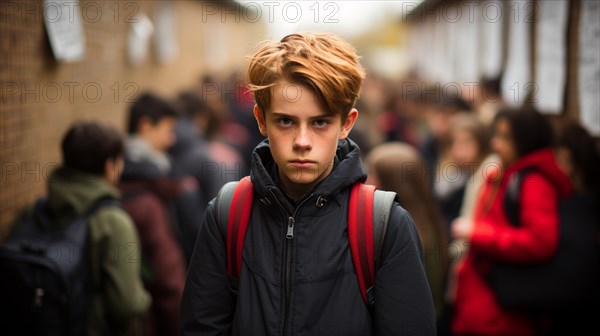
215, 176, 397, 306
487, 168, 600, 310
0, 197, 119, 336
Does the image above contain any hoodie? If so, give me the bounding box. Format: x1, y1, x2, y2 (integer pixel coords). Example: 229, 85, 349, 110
181, 139, 436, 336
40, 167, 151, 336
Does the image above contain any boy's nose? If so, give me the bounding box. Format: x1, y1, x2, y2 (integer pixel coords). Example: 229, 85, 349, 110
293, 127, 312, 150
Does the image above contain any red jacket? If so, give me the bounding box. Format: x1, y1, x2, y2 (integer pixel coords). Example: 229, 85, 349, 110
452, 149, 572, 335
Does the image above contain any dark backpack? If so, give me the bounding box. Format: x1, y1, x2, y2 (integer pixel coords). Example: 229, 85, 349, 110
215, 176, 397, 306
0, 197, 118, 336
488, 168, 600, 310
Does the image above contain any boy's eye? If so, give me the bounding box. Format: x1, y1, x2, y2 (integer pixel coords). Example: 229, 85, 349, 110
313, 119, 329, 127
277, 118, 293, 126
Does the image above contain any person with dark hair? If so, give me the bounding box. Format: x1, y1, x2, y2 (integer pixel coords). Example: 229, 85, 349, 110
127, 92, 180, 135
62, 121, 124, 175
419, 86, 473, 188
168, 89, 242, 263
551, 122, 600, 334
451, 108, 572, 335
7, 120, 151, 335
555, 122, 600, 203
120, 92, 188, 335
174, 89, 245, 200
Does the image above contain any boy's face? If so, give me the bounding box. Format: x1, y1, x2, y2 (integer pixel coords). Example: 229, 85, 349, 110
139, 117, 176, 152
254, 81, 357, 197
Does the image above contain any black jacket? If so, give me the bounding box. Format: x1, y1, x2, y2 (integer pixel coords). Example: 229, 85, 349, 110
181, 139, 436, 335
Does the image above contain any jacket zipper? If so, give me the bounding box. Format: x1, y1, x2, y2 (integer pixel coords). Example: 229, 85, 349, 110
268, 189, 313, 336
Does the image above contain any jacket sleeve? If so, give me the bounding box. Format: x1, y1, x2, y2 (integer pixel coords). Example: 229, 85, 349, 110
470, 173, 560, 263
374, 204, 437, 336
98, 209, 152, 321
181, 199, 235, 335
133, 195, 186, 335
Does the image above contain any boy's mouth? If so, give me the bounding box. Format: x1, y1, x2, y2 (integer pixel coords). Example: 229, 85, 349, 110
288, 160, 317, 168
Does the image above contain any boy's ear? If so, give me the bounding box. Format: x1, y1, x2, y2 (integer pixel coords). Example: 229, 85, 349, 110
339, 108, 358, 140
253, 105, 268, 137
138, 116, 152, 134
103, 157, 121, 184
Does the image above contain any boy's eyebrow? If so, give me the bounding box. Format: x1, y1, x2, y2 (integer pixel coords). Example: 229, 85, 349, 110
271, 112, 335, 119
271, 112, 295, 119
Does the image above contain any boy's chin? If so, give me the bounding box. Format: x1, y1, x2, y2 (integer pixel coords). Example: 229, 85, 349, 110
283, 172, 322, 186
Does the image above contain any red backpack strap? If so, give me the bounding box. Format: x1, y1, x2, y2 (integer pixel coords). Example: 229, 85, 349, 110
348, 182, 376, 305
226, 176, 254, 286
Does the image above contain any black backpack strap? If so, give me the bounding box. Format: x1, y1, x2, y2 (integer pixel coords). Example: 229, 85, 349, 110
504, 167, 536, 226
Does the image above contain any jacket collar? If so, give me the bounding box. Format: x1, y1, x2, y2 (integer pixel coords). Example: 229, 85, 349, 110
249, 138, 367, 208
502, 148, 572, 198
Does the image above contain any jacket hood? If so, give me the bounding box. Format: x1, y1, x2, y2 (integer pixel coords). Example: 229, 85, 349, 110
505, 148, 572, 198
46, 166, 121, 225
125, 136, 171, 175
250, 138, 367, 203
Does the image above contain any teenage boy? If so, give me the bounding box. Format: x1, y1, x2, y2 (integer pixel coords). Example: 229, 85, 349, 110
121, 92, 189, 335
11, 120, 151, 335
181, 33, 435, 336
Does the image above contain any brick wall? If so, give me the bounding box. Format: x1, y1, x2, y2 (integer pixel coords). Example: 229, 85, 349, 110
0, 0, 266, 239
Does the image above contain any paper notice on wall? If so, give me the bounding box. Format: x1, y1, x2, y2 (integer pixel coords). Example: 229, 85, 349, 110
154, 2, 178, 65
480, 0, 503, 79
455, 10, 479, 84
128, 13, 154, 66
501, 0, 532, 107
43, 0, 86, 62
535, 0, 568, 114
579, 0, 600, 136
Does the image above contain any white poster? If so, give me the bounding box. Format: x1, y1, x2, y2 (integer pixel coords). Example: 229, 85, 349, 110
454, 9, 479, 84
127, 13, 154, 66
43, 0, 85, 62
501, 0, 532, 107
535, 0, 568, 114
480, 0, 503, 79
155, 2, 179, 65
579, 0, 600, 136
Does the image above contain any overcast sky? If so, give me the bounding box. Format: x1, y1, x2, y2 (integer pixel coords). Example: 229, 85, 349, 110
235, 1, 421, 40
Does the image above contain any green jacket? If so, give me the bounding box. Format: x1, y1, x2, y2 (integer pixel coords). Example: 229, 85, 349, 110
15, 167, 151, 335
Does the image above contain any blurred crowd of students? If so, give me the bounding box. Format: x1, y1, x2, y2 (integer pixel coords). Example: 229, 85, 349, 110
3, 70, 600, 335
360, 74, 600, 335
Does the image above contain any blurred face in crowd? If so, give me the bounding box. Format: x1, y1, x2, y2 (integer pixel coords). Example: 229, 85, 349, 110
254, 81, 358, 199
139, 116, 176, 152
425, 107, 455, 141
451, 130, 480, 168
491, 118, 517, 167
